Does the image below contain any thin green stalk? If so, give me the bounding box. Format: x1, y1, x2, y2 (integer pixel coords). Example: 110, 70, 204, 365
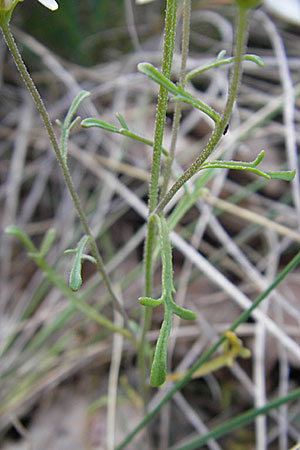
0, 21, 131, 332
148, 0, 177, 213
155, 3, 249, 215
138, 216, 157, 404
139, 0, 178, 403
159, 0, 191, 200
116, 249, 300, 449
81, 117, 169, 158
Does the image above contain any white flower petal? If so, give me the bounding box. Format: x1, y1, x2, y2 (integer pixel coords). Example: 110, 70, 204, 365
37, 0, 58, 11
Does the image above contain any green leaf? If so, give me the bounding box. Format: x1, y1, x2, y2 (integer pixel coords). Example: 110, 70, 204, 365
81, 118, 119, 133
64, 90, 91, 129
60, 90, 91, 163
39, 228, 56, 257
186, 52, 264, 82
116, 112, 129, 130
171, 303, 196, 320
81, 254, 97, 264
216, 49, 227, 60
138, 62, 220, 123
245, 53, 264, 67
5, 225, 37, 253
68, 116, 81, 133
150, 311, 172, 387
65, 236, 89, 291
265, 170, 296, 181
200, 151, 296, 182
138, 62, 178, 95
139, 297, 163, 307
81, 116, 170, 158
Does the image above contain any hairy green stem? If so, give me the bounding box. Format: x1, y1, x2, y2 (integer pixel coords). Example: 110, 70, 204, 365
159, 0, 191, 200
0, 21, 131, 332
148, 0, 177, 213
139, 0, 177, 403
155, 4, 249, 215
138, 216, 156, 404
142, 214, 195, 387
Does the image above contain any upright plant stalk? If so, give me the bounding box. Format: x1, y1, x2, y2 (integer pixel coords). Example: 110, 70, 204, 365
0, 20, 131, 332
139, 0, 177, 402
148, 0, 177, 213
117, 248, 300, 449
159, 0, 191, 201
155, 3, 249, 214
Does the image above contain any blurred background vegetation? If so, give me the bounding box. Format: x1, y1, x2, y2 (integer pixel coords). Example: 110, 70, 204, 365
17, 0, 126, 65
14, 0, 164, 65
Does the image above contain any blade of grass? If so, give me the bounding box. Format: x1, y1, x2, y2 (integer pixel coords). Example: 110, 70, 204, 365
175, 386, 300, 449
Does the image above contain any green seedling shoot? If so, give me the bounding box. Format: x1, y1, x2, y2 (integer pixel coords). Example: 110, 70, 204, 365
139, 214, 196, 387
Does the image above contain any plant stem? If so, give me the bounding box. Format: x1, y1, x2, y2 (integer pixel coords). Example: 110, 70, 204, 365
148, 0, 177, 213
159, 0, 191, 201
138, 215, 156, 403
155, 3, 249, 215
117, 249, 300, 449
0, 21, 131, 332
139, 0, 177, 403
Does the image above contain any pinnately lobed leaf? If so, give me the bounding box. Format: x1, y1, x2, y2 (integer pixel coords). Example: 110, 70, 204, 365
146, 215, 196, 387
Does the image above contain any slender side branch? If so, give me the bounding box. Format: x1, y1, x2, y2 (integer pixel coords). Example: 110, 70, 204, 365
0, 21, 131, 332
155, 4, 249, 214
